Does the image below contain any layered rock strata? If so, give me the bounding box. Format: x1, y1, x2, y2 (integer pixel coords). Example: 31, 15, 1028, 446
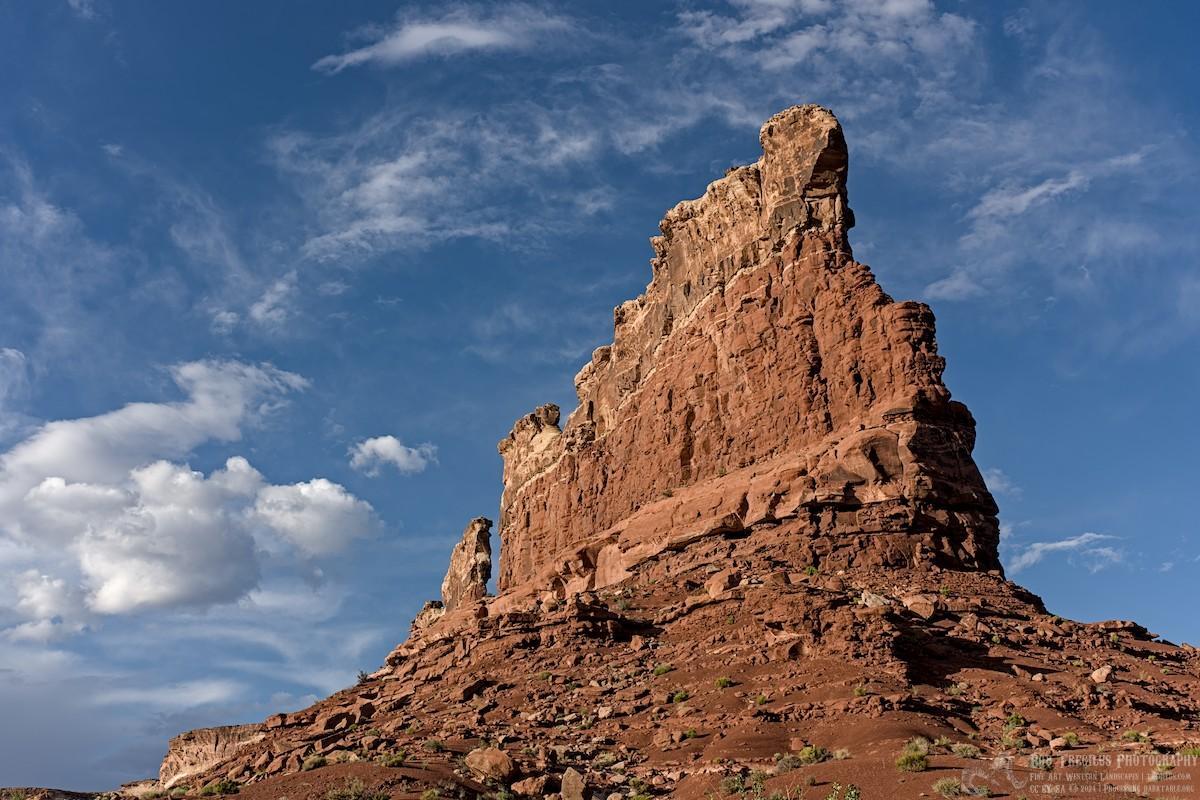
497, 104, 999, 593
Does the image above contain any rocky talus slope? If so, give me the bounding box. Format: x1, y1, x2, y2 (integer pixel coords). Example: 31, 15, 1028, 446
29, 105, 1199, 800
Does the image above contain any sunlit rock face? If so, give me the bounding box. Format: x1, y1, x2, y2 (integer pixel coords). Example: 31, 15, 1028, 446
497, 105, 999, 592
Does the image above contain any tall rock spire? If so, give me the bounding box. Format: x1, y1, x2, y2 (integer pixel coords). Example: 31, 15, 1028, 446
497, 105, 999, 591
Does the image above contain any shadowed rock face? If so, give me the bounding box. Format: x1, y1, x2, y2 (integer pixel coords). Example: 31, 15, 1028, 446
497, 104, 999, 591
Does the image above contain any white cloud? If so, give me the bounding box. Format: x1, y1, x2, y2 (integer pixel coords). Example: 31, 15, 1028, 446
248, 271, 299, 329
348, 435, 437, 477
0, 361, 377, 637
210, 309, 239, 335
254, 479, 376, 556
66, 0, 97, 20
312, 4, 572, 73
1007, 532, 1121, 574
982, 467, 1022, 499
91, 679, 243, 709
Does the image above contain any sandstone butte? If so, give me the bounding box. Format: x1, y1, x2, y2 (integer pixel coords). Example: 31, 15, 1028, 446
14, 105, 1200, 800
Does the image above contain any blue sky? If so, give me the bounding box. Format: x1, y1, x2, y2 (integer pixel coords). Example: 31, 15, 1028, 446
1, 0, 1197, 789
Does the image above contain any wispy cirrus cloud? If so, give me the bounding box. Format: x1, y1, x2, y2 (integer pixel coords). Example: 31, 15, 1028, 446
312, 3, 574, 73
1006, 532, 1122, 574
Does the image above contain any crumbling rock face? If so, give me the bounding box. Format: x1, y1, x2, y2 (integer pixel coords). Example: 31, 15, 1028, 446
159, 724, 264, 788
497, 104, 999, 591
441, 517, 493, 612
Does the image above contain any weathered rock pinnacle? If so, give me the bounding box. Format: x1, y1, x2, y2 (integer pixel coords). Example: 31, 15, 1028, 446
496, 104, 999, 592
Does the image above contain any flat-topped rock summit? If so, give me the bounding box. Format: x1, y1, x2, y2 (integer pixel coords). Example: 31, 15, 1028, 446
111, 105, 1200, 800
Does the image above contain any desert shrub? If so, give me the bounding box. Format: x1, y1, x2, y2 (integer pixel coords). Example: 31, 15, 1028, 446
302, 754, 327, 770
833, 748, 851, 760
896, 751, 928, 772
896, 737, 930, 772
653, 664, 673, 676
594, 751, 619, 767
420, 792, 440, 800
325, 780, 389, 800
356, 670, 371, 684
378, 750, 407, 767
933, 735, 952, 748
1061, 731, 1080, 746
198, 780, 240, 797
755, 694, 769, 706
951, 743, 981, 759
670, 689, 689, 704
853, 684, 869, 697
715, 676, 734, 689
1004, 713, 1026, 730
797, 745, 829, 764
423, 739, 445, 751
1176, 745, 1200, 756
1122, 731, 1149, 743
774, 752, 803, 772
932, 777, 963, 798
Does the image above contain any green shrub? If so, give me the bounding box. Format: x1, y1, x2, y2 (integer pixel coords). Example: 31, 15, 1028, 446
833, 748, 851, 760
378, 751, 407, 767
423, 739, 445, 751
1176, 745, 1200, 756
852, 684, 868, 697
1061, 731, 1079, 746
198, 780, 240, 797
797, 745, 829, 764
1121, 730, 1148, 743
715, 676, 734, 689
670, 689, 689, 704
932, 777, 963, 798
302, 754, 327, 770
325, 779, 389, 800
1004, 713, 1026, 730
896, 751, 928, 772
896, 737, 930, 772
653, 664, 673, 676
951, 743, 981, 759
421, 792, 440, 800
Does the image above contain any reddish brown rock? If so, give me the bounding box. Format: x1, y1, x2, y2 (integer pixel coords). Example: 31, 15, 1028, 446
497, 104, 998, 593
464, 746, 515, 781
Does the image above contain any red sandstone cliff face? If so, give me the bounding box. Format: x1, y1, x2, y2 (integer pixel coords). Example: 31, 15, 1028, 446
497, 105, 999, 591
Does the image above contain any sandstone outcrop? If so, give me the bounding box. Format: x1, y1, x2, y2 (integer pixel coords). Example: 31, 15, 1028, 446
127, 105, 1200, 800
159, 724, 264, 789
441, 517, 492, 612
497, 104, 998, 597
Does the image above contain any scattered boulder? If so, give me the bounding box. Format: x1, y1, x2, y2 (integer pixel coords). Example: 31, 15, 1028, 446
465, 746, 515, 781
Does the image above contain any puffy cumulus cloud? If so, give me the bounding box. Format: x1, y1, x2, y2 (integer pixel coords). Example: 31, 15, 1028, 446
0, 361, 377, 639
254, 479, 377, 556
348, 435, 436, 477
0, 360, 306, 502
312, 3, 573, 73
